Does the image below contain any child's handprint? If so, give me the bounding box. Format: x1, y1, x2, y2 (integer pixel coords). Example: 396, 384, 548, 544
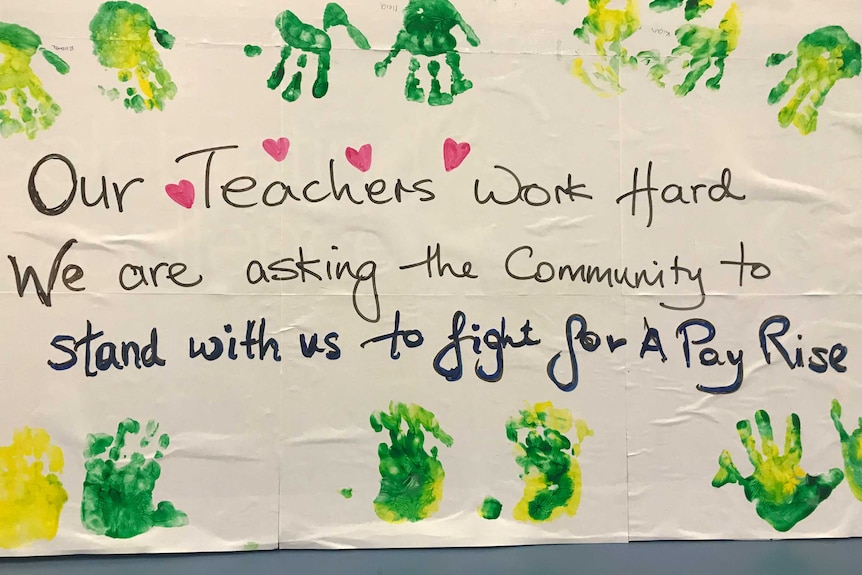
712, 410, 844, 532
245, 3, 369, 103
0, 22, 69, 139
507, 401, 593, 523
81, 418, 188, 539
766, 26, 861, 135
830, 399, 862, 500
639, 3, 740, 96
89, 1, 177, 112
370, 402, 453, 523
375, 0, 480, 106
0, 427, 67, 549
571, 0, 641, 96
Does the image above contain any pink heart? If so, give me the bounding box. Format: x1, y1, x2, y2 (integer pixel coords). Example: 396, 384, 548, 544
262, 137, 290, 162
165, 180, 195, 209
345, 144, 372, 172
443, 138, 471, 172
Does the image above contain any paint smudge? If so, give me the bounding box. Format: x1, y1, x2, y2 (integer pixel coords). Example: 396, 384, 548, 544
478, 496, 502, 520
370, 402, 453, 523
830, 400, 862, 501
0, 428, 67, 549
375, 0, 480, 106
507, 401, 593, 523
244, 44, 262, 58
766, 26, 861, 135
639, 3, 741, 96
649, 0, 713, 21
246, 3, 369, 102
712, 409, 844, 532
89, 1, 177, 112
81, 418, 188, 539
0, 22, 69, 139
339, 487, 353, 499
571, 0, 641, 96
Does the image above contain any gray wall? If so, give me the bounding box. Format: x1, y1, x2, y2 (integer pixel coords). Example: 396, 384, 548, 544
3, 541, 862, 574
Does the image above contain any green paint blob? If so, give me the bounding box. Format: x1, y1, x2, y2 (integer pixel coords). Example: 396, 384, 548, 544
830, 400, 862, 501
479, 497, 502, 520
81, 418, 188, 539
375, 0, 480, 105
571, 0, 641, 96
507, 402, 593, 523
712, 409, 844, 532
766, 51, 792, 67
259, 3, 369, 103
339, 488, 353, 499
640, 3, 741, 96
649, 0, 714, 21
0, 21, 68, 139
244, 44, 263, 57
41, 50, 70, 75
89, 1, 177, 112
370, 402, 453, 523
243, 541, 260, 551
766, 26, 861, 135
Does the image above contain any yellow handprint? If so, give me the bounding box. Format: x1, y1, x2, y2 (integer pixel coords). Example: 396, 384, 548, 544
0, 427, 68, 549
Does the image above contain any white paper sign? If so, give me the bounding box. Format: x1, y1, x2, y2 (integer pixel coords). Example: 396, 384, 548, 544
0, 0, 860, 555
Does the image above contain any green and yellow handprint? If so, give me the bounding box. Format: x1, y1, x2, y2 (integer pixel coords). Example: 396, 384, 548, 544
507, 401, 593, 523
370, 402, 454, 523
713, 410, 843, 532
830, 399, 862, 501
0, 22, 69, 139
89, 1, 177, 112
767, 26, 861, 135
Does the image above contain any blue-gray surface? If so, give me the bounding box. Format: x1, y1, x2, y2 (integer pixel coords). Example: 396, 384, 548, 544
3, 541, 862, 575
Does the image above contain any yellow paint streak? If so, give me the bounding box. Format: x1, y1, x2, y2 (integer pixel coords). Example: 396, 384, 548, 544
135, 66, 154, 102
719, 4, 742, 52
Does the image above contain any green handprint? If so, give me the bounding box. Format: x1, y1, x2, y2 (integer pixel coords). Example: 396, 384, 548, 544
766, 26, 861, 135
830, 399, 862, 500
245, 3, 370, 103
648, 0, 713, 21
0, 22, 69, 139
712, 410, 844, 532
81, 418, 188, 539
370, 402, 453, 523
89, 1, 177, 112
375, 0, 480, 106
639, 3, 740, 96
571, 0, 641, 96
